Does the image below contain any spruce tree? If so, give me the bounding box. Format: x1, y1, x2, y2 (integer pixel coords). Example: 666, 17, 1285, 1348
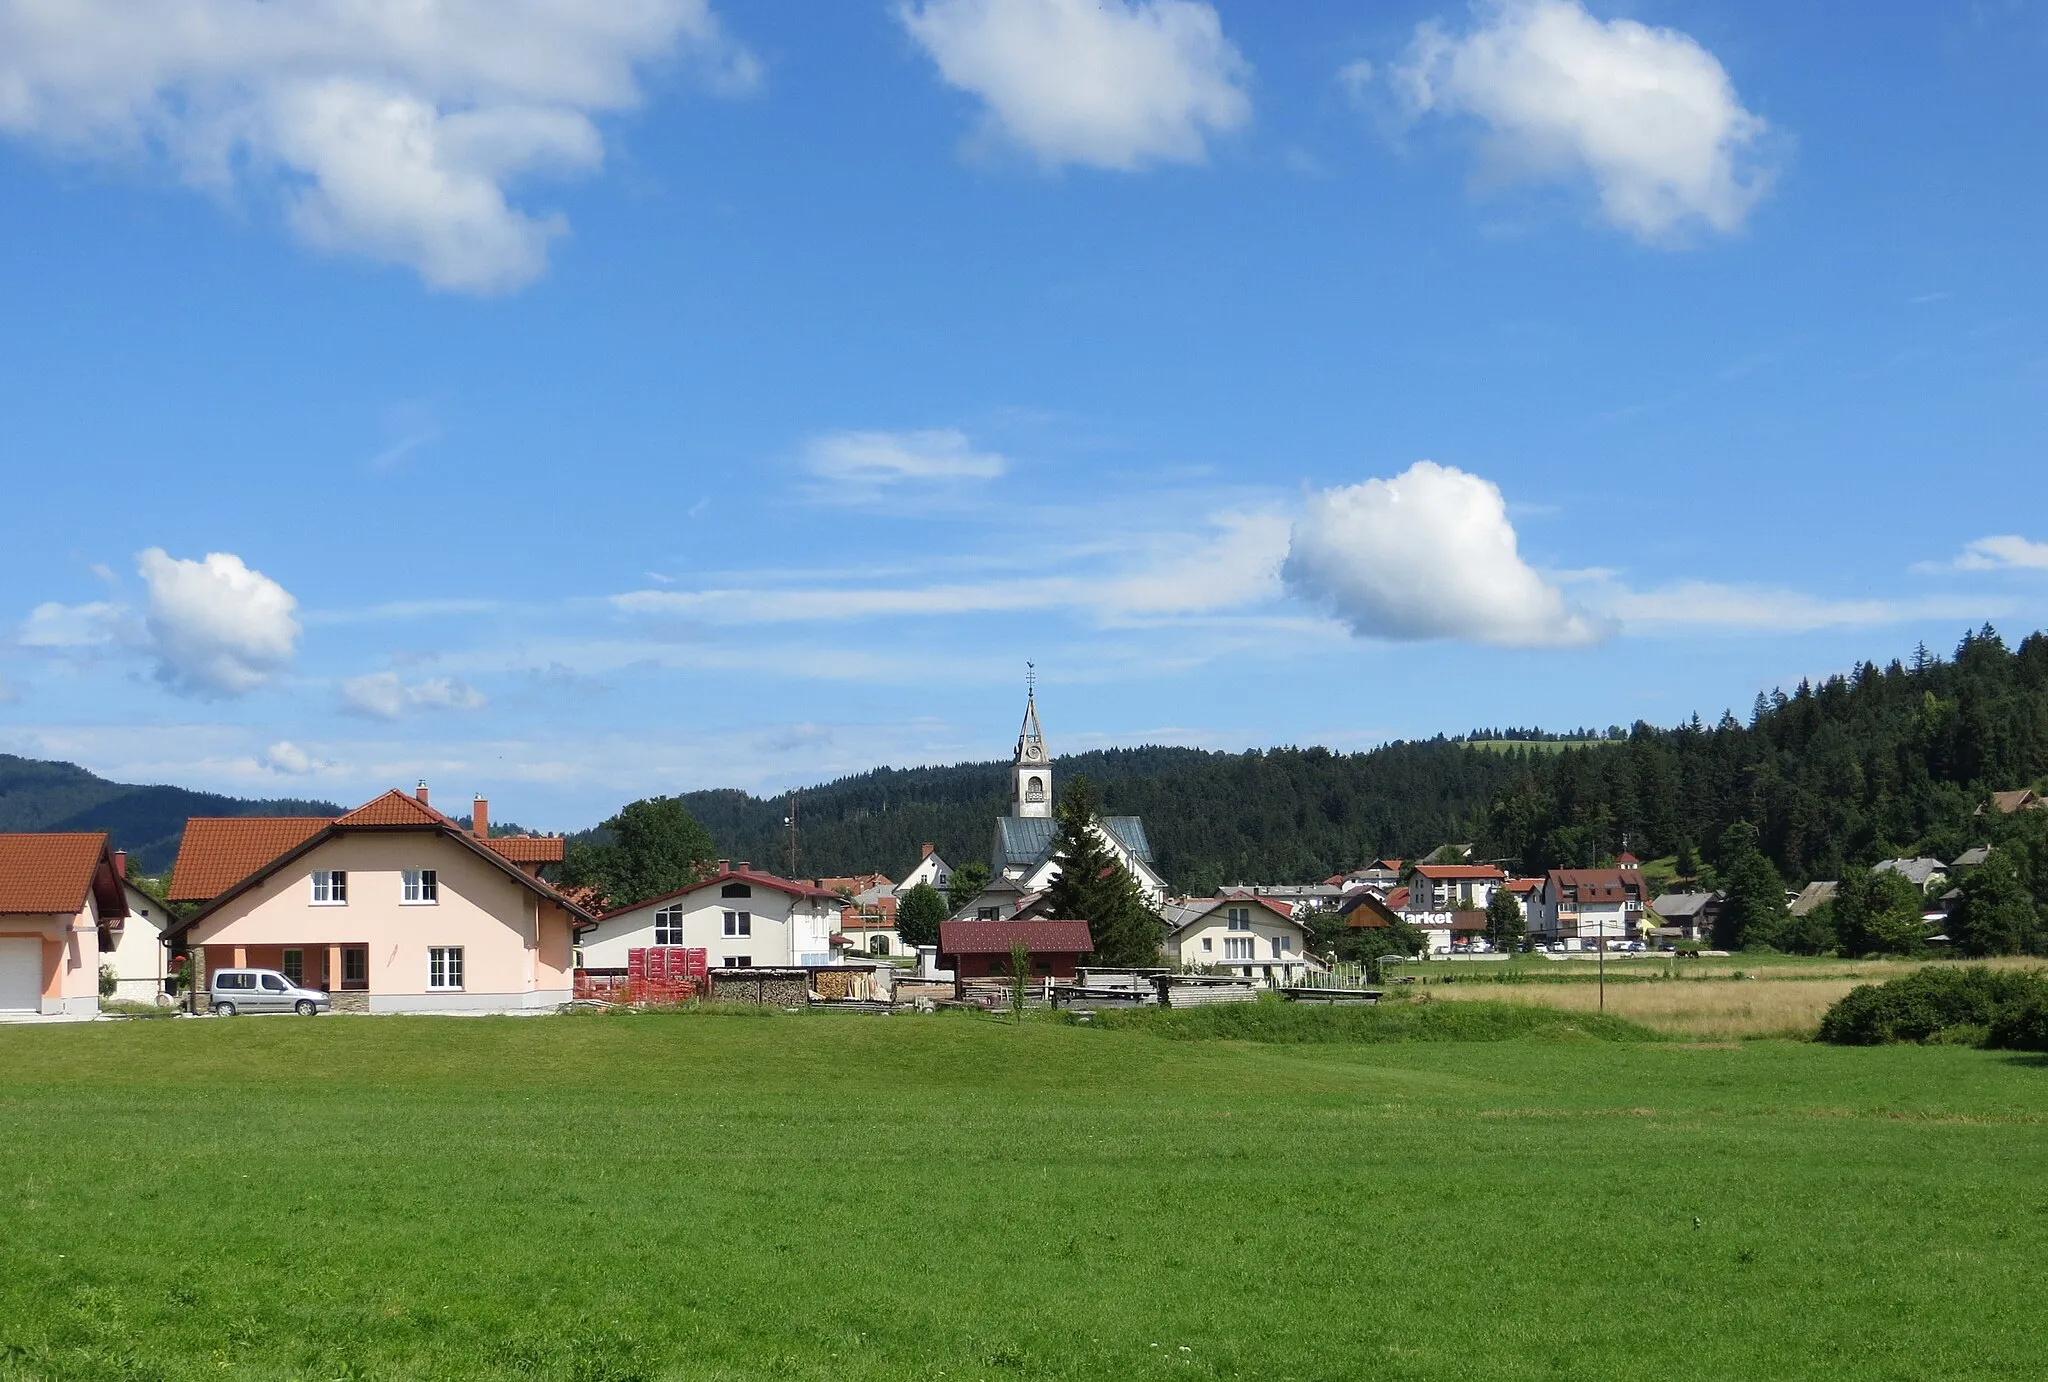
1485, 886, 1526, 951
1044, 777, 1164, 966
1714, 822, 1790, 950
1949, 853, 2039, 956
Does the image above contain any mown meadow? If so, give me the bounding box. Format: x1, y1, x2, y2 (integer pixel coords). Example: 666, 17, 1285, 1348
2, 1007, 2045, 1380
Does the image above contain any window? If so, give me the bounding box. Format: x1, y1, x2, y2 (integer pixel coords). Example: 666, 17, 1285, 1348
722, 910, 751, 937
216, 972, 254, 990
428, 947, 464, 990
1025, 776, 1046, 802
720, 883, 752, 899
654, 904, 686, 946
402, 869, 439, 904
341, 948, 368, 988
1224, 936, 1254, 960
259, 973, 288, 992
281, 950, 304, 985
1226, 908, 1251, 931
722, 955, 752, 969
977, 907, 1001, 921
1272, 936, 1289, 958
1201, 937, 1213, 953
312, 870, 347, 904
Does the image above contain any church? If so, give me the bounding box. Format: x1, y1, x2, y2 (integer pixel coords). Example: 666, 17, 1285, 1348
949, 686, 1168, 921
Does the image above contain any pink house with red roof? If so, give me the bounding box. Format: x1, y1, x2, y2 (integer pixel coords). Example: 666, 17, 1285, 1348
580, 861, 846, 971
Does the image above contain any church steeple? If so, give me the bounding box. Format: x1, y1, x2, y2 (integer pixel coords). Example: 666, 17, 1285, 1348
1011, 666, 1051, 818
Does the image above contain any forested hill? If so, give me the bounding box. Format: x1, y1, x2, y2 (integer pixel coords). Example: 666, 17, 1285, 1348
0, 756, 339, 874
684, 627, 2048, 891
680, 741, 1514, 894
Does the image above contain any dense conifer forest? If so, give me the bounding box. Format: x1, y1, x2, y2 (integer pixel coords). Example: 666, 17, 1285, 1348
681, 627, 2048, 890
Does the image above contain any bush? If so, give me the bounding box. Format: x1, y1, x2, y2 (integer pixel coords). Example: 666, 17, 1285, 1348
98, 964, 117, 999
1816, 966, 2048, 1045
1986, 994, 2048, 1052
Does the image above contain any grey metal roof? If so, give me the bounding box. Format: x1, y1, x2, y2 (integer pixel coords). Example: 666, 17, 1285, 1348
1874, 857, 1947, 887
1950, 846, 1991, 869
1651, 891, 1720, 919
1789, 881, 1838, 917
992, 814, 1154, 869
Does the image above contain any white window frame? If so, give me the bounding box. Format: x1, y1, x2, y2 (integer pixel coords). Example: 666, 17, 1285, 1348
1224, 936, 1254, 961
722, 955, 752, 969
722, 910, 751, 938
1201, 936, 1213, 953
311, 870, 347, 905
428, 947, 464, 990
401, 868, 439, 904
1226, 907, 1251, 931
654, 904, 686, 947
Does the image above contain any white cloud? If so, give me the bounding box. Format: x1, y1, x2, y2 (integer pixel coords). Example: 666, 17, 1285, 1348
1395, 0, 1771, 241
803, 428, 1006, 492
1282, 461, 1609, 648
260, 739, 326, 774
1945, 536, 2048, 572
0, 0, 756, 292
137, 548, 300, 697
899, 0, 1250, 170
18, 601, 121, 648
341, 670, 488, 718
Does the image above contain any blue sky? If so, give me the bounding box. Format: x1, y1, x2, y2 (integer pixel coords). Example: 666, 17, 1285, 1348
1, 0, 2045, 830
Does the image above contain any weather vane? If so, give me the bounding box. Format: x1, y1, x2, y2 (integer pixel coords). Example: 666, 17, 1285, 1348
1026, 661, 1035, 693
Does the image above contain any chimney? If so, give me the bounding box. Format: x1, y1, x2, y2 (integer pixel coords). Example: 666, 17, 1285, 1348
112, 850, 127, 880
921, 842, 935, 859
471, 796, 489, 839
415, 780, 430, 806
737, 861, 751, 873
716, 858, 730, 873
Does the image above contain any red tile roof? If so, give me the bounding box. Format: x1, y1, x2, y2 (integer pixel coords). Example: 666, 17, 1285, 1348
1207, 894, 1298, 921
169, 817, 334, 901
0, 833, 122, 916
482, 835, 566, 864
337, 789, 451, 827
604, 865, 845, 917
1505, 878, 1541, 894
939, 920, 1093, 955
1412, 864, 1506, 880
1546, 868, 1647, 902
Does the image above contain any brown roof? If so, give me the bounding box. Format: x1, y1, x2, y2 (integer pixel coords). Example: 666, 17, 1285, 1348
1412, 864, 1506, 880
0, 833, 124, 917
169, 817, 334, 900
1342, 892, 1403, 929
482, 835, 565, 865
337, 789, 451, 827
816, 872, 893, 895
1449, 909, 1488, 931
1546, 868, 1647, 902
939, 920, 1093, 955
1991, 789, 2042, 814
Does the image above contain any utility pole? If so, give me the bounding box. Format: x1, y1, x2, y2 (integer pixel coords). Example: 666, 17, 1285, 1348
1598, 931, 1607, 1011
784, 792, 799, 879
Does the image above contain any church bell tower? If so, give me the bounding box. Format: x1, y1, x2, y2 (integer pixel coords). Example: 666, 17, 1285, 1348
1011, 668, 1051, 819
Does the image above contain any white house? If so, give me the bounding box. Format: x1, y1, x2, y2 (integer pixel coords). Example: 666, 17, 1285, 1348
894, 844, 952, 898
582, 862, 845, 970
951, 688, 1168, 919
1527, 867, 1651, 949
1163, 896, 1325, 986
100, 870, 175, 1003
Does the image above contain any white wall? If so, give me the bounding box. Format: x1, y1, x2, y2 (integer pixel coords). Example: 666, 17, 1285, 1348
102, 883, 170, 1001
584, 882, 840, 969
1172, 907, 1318, 984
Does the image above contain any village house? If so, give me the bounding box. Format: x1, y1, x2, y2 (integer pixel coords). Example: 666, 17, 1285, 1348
1651, 890, 1721, 943
894, 843, 952, 898
101, 867, 176, 1003
1162, 895, 1325, 985
582, 862, 844, 971
1407, 863, 1506, 913
1527, 865, 1651, 949
0, 833, 127, 1019
167, 787, 585, 1014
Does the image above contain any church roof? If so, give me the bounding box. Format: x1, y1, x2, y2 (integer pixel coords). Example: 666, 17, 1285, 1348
992, 815, 1153, 869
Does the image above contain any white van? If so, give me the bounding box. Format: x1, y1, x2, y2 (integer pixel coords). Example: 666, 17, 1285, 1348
209, 968, 330, 1017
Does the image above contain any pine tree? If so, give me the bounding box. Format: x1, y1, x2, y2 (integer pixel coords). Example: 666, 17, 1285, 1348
1949, 852, 2039, 956
1044, 777, 1164, 966
1485, 886, 1526, 951
1714, 822, 1790, 950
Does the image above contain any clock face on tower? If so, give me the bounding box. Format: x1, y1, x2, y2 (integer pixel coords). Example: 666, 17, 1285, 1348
1024, 744, 1043, 762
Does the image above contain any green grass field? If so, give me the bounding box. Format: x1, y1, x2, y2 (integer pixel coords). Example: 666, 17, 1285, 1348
3, 1008, 2045, 1381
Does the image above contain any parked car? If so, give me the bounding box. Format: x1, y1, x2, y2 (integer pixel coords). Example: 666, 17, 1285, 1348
209, 968, 330, 1017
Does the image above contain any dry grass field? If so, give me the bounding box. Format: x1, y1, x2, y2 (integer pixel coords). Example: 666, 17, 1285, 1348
1418, 957, 2048, 1038
1422, 977, 1864, 1038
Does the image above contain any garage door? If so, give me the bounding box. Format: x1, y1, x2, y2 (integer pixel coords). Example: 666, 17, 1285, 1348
0, 937, 42, 1012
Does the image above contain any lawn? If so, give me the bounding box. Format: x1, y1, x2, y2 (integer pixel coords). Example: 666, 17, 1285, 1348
3, 1009, 2045, 1381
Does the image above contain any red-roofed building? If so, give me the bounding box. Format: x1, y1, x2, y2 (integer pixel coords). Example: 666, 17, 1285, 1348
0, 833, 127, 1018
1529, 868, 1651, 948
1407, 863, 1507, 912
938, 919, 1093, 980
167, 785, 590, 1013
582, 862, 847, 971
1162, 896, 1323, 986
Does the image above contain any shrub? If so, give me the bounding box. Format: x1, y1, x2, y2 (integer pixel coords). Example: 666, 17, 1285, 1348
1816, 966, 2048, 1045
1986, 994, 2048, 1052
1088, 998, 1659, 1045
98, 964, 118, 999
